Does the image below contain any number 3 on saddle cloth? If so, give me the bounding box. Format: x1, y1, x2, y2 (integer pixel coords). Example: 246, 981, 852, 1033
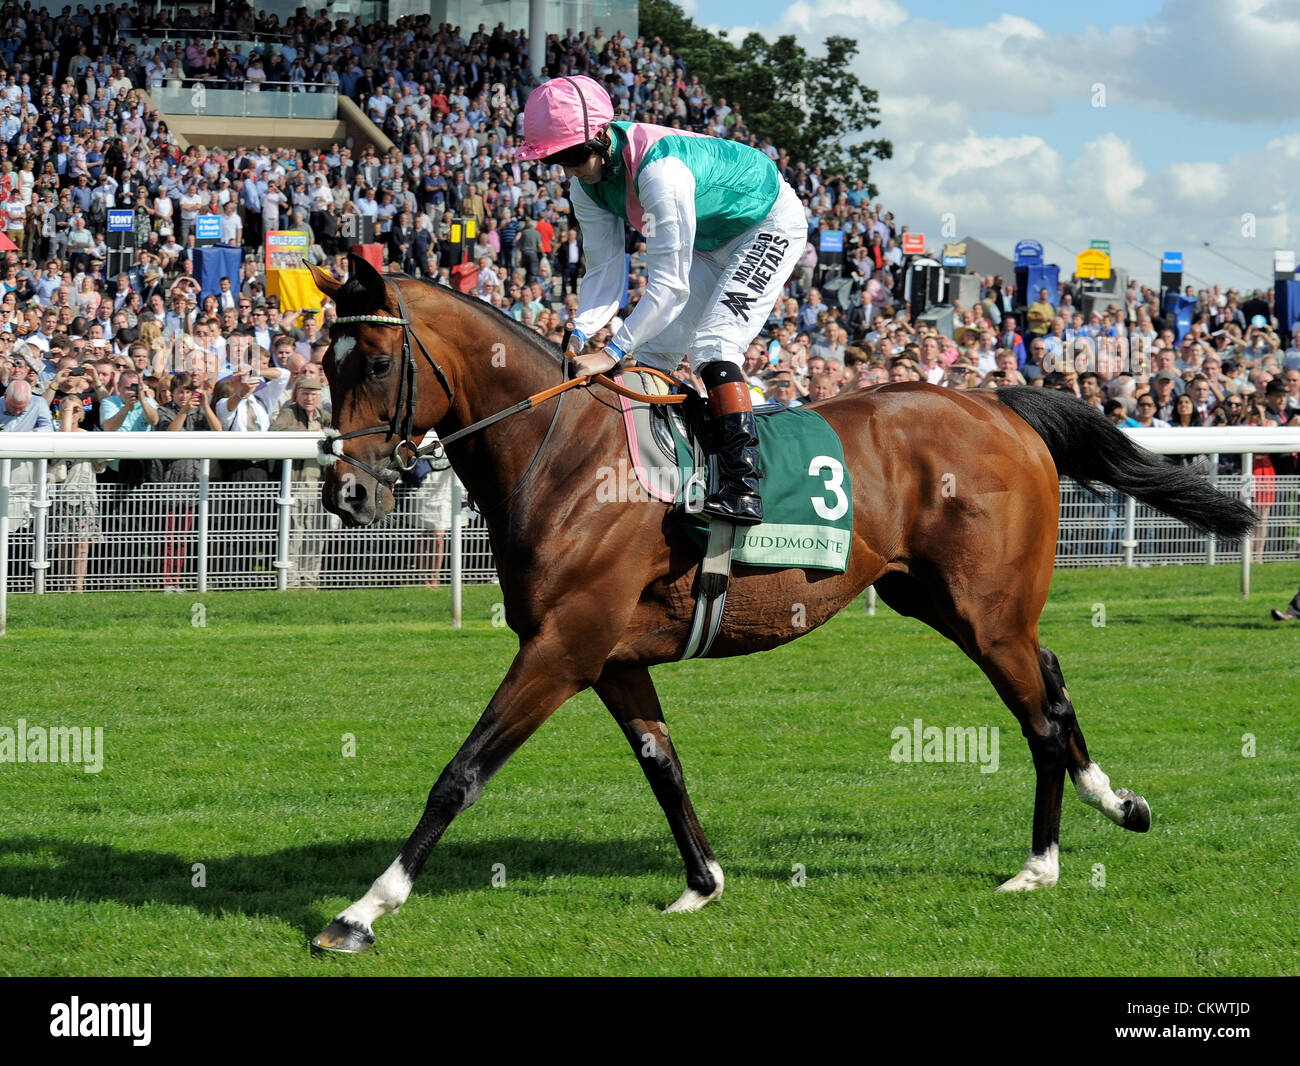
611, 370, 854, 574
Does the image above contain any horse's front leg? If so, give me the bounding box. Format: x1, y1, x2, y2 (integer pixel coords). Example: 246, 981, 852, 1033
312, 635, 586, 953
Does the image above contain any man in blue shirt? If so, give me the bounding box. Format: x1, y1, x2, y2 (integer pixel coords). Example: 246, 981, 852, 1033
498, 213, 520, 270
70, 175, 94, 212
99, 370, 159, 433
1, 377, 53, 432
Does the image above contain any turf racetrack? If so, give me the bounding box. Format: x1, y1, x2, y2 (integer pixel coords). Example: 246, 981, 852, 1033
1, 564, 1296, 976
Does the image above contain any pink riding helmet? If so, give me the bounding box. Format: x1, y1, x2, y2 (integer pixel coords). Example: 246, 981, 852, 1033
516, 75, 615, 162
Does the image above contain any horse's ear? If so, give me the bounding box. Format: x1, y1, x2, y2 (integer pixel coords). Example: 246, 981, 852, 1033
305, 260, 342, 298
348, 250, 389, 310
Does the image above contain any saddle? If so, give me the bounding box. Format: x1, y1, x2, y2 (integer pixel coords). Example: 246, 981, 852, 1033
613, 370, 786, 511
613, 369, 708, 508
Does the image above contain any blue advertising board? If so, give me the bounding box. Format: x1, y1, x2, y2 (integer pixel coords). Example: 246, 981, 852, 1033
1014, 239, 1044, 265
1161, 251, 1183, 272
107, 209, 134, 233
819, 230, 844, 253
195, 215, 222, 241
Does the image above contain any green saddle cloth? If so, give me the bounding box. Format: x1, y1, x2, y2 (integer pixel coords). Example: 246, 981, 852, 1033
675, 405, 853, 572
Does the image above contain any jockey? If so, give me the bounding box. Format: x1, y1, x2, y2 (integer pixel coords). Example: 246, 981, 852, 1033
516, 75, 806, 526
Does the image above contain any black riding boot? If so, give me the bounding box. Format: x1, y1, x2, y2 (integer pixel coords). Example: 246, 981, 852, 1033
700, 362, 763, 525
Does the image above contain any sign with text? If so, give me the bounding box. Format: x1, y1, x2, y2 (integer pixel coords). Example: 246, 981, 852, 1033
1014, 238, 1044, 265
107, 209, 134, 233
1090, 239, 1110, 254
265, 230, 310, 272
1075, 249, 1112, 279
819, 229, 844, 253
1161, 251, 1183, 272
902, 233, 925, 255
195, 215, 221, 241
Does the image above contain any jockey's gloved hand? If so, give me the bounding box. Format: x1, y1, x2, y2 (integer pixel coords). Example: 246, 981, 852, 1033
570, 340, 627, 381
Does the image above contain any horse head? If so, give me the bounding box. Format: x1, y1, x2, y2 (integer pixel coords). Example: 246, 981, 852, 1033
307, 252, 454, 526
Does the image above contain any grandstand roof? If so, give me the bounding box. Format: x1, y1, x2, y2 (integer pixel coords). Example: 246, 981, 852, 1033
957, 236, 1015, 280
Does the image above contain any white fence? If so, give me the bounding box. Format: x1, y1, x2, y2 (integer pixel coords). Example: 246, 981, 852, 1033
1, 428, 1298, 633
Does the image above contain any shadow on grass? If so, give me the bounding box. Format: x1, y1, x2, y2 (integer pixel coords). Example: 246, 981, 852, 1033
0, 825, 1033, 940
1156, 613, 1282, 631
0, 834, 692, 938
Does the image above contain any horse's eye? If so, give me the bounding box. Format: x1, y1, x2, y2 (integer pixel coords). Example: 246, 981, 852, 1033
370, 359, 392, 377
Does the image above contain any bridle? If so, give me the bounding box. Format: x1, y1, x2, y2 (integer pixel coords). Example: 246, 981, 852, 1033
320, 276, 579, 516
321, 279, 456, 485
320, 275, 685, 514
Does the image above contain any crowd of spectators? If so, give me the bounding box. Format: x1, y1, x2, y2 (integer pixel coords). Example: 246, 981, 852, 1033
0, 6, 1296, 587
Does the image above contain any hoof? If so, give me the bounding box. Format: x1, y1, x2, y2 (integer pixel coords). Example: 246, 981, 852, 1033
312, 918, 375, 954
995, 847, 1059, 892
1116, 788, 1151, 833
995, 869, 1057, 892
664, 861, 724, 914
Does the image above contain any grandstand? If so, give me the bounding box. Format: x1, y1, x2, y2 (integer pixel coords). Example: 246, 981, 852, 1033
0, 1, 1296, 599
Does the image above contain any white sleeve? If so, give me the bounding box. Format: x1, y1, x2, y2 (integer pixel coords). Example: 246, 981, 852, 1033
214, 396, 237, 430
569, 179, 627, 343
608, 156, 695, 358
254, 367, 290, 416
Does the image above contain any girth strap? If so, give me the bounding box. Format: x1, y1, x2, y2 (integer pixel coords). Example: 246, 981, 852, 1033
679, 520, 736, 660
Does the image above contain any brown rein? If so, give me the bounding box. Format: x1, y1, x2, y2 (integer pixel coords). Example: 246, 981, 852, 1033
528, 364, 687, 408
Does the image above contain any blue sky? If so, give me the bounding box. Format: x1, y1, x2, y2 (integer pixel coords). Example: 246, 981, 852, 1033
682, 0, 1299, 291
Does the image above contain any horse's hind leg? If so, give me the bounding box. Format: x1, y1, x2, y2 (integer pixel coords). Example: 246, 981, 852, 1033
594, 665, 724, 913
875, 575, 1059, 887
875, 573, 1144, 892
1039, 647, 1151, 834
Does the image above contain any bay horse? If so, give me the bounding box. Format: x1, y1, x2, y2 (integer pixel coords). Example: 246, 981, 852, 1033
305, 252, 1255, 953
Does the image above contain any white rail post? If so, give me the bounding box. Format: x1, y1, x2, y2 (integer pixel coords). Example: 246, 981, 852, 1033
1, 459, 9, 635
31, 459, 49, 595
197, 459, 210, 594
450, 478, 463, 629
1206, 452, 1218, 565
1240, 452, 1253, 598
1122, 495, 1138, 568
275, 459, 292, 591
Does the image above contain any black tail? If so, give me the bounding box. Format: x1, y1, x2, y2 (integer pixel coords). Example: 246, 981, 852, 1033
996, 386, 1257, 539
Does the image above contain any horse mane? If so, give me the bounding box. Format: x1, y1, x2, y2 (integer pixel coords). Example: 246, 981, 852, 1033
336, 269, 564, 366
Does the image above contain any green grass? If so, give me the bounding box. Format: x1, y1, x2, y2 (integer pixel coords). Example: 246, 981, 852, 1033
1, 564, 1297, 976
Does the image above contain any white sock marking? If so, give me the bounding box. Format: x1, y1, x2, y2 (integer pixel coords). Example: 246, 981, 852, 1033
337, 856, 413, 931
996, 844, 1059, 892
1074, 762, 1126, 824
664, 860, 725, 914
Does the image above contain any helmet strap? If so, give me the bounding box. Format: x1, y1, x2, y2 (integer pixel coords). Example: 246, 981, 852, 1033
561, 75, 590, 141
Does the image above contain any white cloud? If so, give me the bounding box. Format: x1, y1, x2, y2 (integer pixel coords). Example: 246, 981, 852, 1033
1070, 133, 1154, 217
1167, 161, 1229, 203
700, 0, 1299, 288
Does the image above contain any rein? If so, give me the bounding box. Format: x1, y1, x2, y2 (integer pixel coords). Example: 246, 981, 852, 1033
321, 279, 685, 508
